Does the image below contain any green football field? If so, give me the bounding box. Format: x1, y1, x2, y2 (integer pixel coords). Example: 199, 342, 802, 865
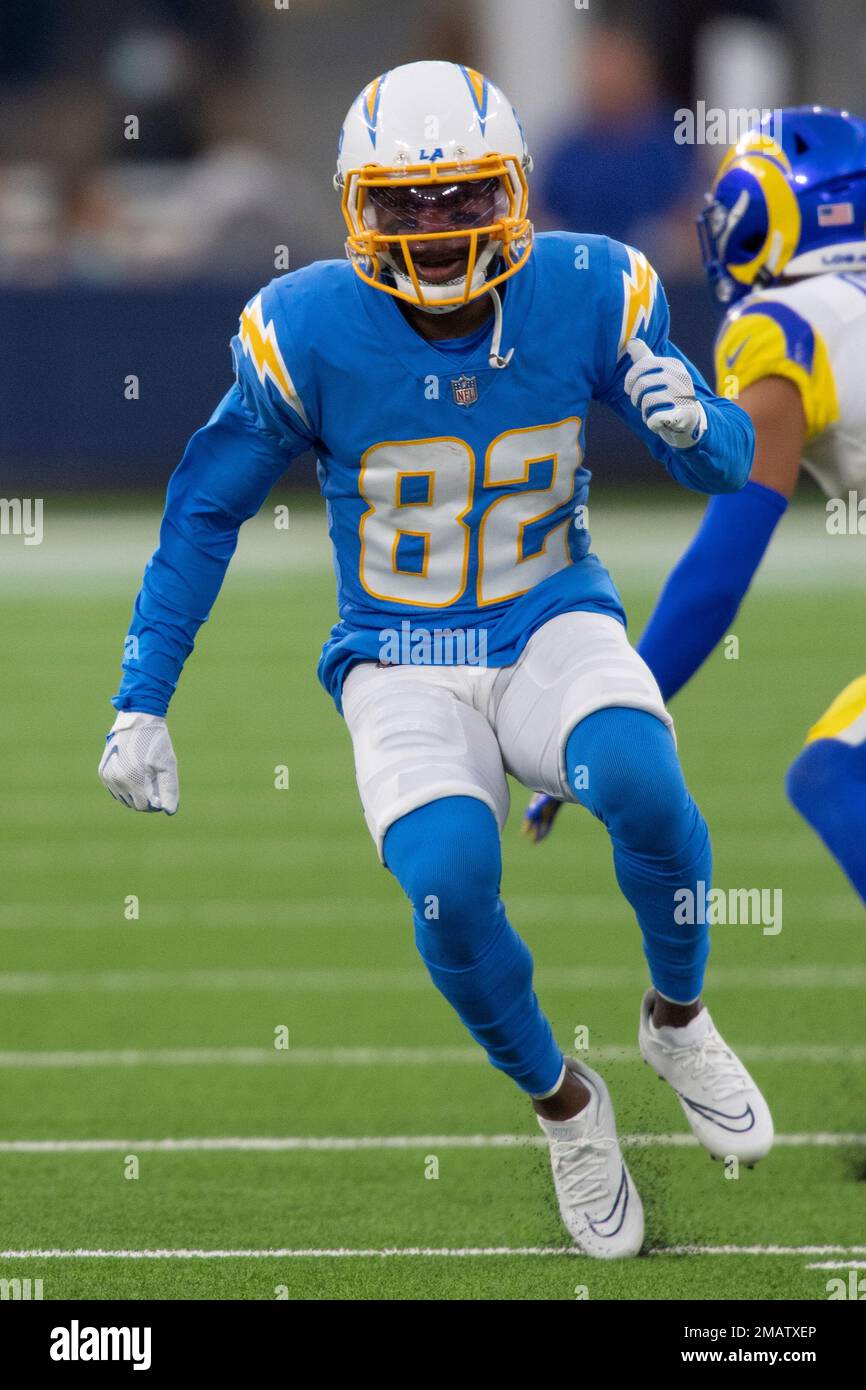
1, 490, 864, 1301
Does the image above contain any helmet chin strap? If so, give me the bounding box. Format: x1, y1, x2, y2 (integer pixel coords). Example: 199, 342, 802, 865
414, 298, 465, 317
411, 279, 513, 368
487, 285, 513, 369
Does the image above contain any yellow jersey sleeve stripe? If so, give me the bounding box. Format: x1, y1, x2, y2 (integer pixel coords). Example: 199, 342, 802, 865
805, 672, 866, 745
714, 304, 839, 441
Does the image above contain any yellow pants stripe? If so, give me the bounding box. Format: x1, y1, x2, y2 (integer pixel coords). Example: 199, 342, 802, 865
805, 673, 866, 744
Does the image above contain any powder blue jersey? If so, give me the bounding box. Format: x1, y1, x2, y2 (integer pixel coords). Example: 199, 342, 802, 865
113, 232, 753, 716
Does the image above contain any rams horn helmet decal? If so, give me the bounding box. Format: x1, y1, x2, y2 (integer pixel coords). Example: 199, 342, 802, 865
698, 106, 866, 305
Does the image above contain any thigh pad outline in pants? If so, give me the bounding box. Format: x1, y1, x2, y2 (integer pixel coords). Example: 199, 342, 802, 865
341, 662, 511, 860
491, 612, 675, 801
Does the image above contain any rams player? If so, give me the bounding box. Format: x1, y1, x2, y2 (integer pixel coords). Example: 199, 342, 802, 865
528, 109, 866, 914
98, 62, 771, 1258
647, 107, 866, 912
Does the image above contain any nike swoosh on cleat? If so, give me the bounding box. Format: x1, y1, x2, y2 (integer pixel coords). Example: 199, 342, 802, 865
679, 1095, 756, 1132
587, 1163, 629, 1238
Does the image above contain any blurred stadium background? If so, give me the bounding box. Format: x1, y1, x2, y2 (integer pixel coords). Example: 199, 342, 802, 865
2, 0, 865, 1301
2, 0, 863, 490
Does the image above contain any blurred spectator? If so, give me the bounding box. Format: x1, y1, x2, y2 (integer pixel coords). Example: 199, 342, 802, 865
537, 23, 703, 278
0, 1, 330, 284
103, 23, 203, 161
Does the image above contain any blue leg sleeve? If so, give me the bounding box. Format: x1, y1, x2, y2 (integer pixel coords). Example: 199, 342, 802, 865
383, 796, 564, 1097
566, 707, 712, 1002
786, 739, 866, 905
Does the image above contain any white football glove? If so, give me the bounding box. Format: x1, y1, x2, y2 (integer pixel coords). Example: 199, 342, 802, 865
623, 338, 707, 449
98, 711, 179, 814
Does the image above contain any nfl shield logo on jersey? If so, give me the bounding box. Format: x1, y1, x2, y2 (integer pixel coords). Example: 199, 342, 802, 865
451, 374, 478, 406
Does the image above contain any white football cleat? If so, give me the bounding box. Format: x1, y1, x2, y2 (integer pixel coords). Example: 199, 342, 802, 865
638, 989, 774, 1165
537, 1058, 644, 1258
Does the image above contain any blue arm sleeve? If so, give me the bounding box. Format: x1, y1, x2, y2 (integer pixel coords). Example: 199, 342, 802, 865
637, 479, 789, 702
112, 385, 307, 715
596, 241, 754, 493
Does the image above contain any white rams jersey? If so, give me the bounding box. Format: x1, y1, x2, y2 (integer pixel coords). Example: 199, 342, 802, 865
714, 272, 866, 498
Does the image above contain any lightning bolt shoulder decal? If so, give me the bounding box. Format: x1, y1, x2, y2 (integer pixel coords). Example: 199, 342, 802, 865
617, 247, 659, 358
238, 294, 311, 429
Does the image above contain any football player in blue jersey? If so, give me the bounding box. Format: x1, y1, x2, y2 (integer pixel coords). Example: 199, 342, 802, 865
98, 61, 771, 1257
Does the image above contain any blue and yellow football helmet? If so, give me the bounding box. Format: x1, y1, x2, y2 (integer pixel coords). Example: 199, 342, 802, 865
698, 106, 866, 304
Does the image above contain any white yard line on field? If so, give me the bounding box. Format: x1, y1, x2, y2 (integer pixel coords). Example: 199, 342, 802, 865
2, 506, 861, 592
806, 1261, 866, 1270
0, 1244, 864, 1261
0, 1042, 862, 1069
0, 964, 863, 993
0, 1045, 484, 1069
650, 1245, 866, 1258
0, 1133, 862, 1154
1, 892, 861, 931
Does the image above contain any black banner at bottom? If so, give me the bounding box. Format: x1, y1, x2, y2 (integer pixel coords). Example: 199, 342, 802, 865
4, 1295, 861, 1373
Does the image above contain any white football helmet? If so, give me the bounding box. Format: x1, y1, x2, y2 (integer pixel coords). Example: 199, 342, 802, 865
335, 60, 533, 313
